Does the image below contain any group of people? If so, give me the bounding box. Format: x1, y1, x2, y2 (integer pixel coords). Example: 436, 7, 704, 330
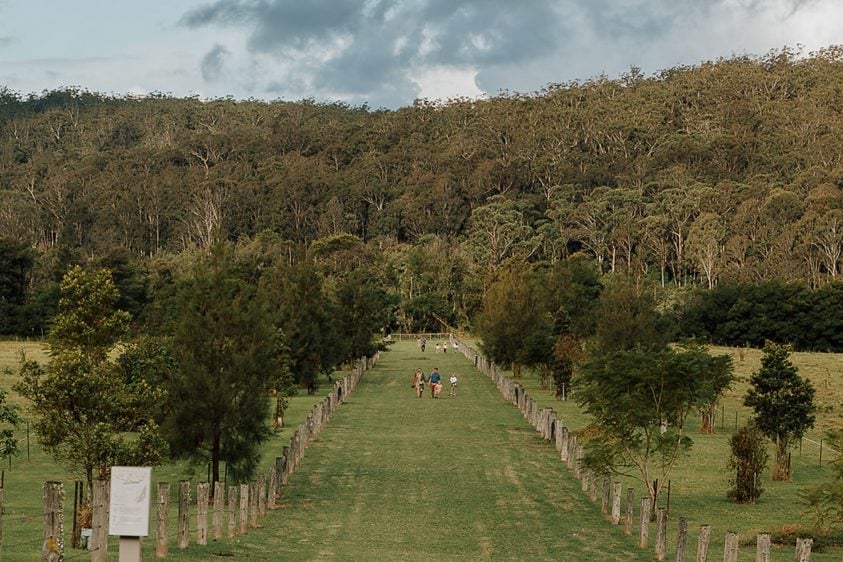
411, 367, 458, 398
417, 338, 460, 353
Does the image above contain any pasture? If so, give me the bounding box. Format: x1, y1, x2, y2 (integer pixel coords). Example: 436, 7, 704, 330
0, 339, 841, 560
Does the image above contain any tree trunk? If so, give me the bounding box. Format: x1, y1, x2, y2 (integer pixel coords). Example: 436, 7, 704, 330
513, 362, 522, 379
771, 435, 790, 481
212, 432, 221, 486
700, 405, 716, 434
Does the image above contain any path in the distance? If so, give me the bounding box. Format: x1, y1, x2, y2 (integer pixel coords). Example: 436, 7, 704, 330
235, 340, 649, 561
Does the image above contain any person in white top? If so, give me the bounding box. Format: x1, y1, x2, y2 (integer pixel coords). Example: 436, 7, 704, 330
449, 374, 458, 396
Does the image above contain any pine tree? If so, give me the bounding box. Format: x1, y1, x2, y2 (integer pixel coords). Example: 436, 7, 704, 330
744, 342, 816, 480
165, 244, 279, 484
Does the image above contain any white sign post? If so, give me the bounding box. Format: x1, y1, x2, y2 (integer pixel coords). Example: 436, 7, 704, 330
110, 466, 152, 562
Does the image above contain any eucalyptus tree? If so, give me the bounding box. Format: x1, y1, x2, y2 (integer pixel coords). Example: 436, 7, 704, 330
466, 195, 536, 275
687, 212, 726, 288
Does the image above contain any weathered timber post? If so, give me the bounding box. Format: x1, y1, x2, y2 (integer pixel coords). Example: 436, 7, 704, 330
197, 482, 209, 545
581, 470, 589, 492
601, 475, 611, 515
559, 426, 569, 462
655, 507, 667, 561
213, 481, 224, 540
574, 445, 584, 478
696, 524, 711, 562
755, 533, 770, 561
267, 467, 277, 510
723, 531, 738, 562
612, 482, 621, 524
239, 483, 248, 534
258, 473, 267, 517
675, 517, 688, 562
91, 479, 109, 562
42, 481, 63, 562
794, 537, 812, 561
624, 488, 634, 536
589, 473, 599, 502
249, 481, 259, 528
156, 482, 169, 558
280, 446, 290, 485
639, 497, 651, 549
177, 480, 190, 550
227, 485, 237, 539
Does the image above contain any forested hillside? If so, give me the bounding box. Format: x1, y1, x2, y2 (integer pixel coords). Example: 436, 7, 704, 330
1, 47, 842, 335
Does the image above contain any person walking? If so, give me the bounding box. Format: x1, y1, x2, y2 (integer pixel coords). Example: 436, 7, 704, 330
449, 374, 458, 396
429, 367, 441, 398
413, 368, 426, 398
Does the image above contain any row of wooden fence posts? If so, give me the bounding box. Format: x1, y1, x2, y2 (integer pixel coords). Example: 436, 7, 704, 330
457, 342, 816, 562
33, 353, 377, 562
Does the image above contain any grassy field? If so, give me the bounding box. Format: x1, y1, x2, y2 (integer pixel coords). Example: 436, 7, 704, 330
1, 338, 842, 560
0, 340, 333, 560
484, 342, 843, 561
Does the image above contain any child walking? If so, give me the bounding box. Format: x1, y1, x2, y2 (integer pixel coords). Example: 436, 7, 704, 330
449, 374, 458, 396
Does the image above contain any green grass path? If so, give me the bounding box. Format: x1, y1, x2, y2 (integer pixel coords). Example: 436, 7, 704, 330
172, 341, 651, 561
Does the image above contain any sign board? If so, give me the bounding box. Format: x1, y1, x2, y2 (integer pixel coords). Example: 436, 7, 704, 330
109, 466, 152, 536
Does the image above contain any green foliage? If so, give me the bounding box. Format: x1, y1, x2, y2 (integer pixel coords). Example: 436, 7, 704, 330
745, 341, 816, 480
800, 431, 843, 533
681, 281, 843, 351
0, 388, 20, 463
265, 258, 343, 390
477, 266, 551, 376
0, 238, 35, 334
333, 269, 395, 363
591, 276, 674, 354
576, 345, 733, 505
49, 266, 131, 361
727, 423, 769, 503
164, 243, 278, 483
15, 265, 164, 498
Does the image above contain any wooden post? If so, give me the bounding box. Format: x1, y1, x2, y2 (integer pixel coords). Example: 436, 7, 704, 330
581, 470, 589, 492
755, 533, 770, 561
213, 481, 224, 540
156, 482, 169, 558
601, 475, 611, 515
177, 480, 190, 550
250, 481, 259, 528
589, 473, 598, 502
675, 517, 688, 562
42, 481, 63, 562
258, 473, 267, 517
654, 507, 667, 561
239, 483, 248, 534
91, 479, 109, 562
696, 524, 711, 562
794, 537, 812, 561
612, 482, 621, 524
565, 433, 577, 470
267, 466, 277, 509
197, 482, 209, 545
639, 497, 651, 549
624, 488, 634, 536
227, 485, 237, 538
723, 531, 738, 562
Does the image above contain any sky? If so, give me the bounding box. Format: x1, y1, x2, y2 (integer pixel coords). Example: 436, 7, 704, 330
0, 0, 841, 110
